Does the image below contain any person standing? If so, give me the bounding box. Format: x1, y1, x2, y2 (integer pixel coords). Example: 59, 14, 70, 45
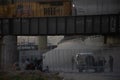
109, 56, 114, 72
71, 56, 75, 70
25, 58, 30, 70
102, 57, 106, 72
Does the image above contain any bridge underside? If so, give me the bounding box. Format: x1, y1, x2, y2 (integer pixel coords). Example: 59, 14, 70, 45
0, 14, 120, 36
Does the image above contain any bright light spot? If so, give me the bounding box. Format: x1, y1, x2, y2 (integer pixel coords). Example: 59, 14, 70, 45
72, 4, 75, 7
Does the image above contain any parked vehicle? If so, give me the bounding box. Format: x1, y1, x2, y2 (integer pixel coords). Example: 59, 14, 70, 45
75, 53, 96, 72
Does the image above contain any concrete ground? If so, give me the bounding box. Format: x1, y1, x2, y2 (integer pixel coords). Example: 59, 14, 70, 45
59, 72, 120, 80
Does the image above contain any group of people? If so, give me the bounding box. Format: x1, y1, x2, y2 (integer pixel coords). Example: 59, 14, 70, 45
24, 58, 43, 71
93, 56, 106, 72
13, 57, 50, 72
86, 55, 114, 72
75, 55, 114, 72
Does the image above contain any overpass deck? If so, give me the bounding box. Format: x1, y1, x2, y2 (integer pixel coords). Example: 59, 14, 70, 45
0, 14, 120, 35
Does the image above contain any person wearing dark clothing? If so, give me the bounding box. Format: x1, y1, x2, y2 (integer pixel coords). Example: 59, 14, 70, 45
109, 56, 114, 72
71, 56, 75, 70
99, 59, 104, 72
34, 58, 38, 69
97, 58, 102, 72
85, 55, 95, 68
37, 59, 43, 71
97, 57, 106, 72
94, 61, 98, 72
29, 63, 35, 70
25, 58, 30, 70
102, 57, 106, 72
43, 66, 49, 73
85, 55, 95, 71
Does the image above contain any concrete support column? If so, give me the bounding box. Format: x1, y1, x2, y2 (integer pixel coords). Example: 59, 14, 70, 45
106, 36, 120, 45
1, 36, 18, 71
38, 36, 47, 51
0, 37, 3, 70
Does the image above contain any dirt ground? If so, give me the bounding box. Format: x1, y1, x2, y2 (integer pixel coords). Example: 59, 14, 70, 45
59, 72, 120, 80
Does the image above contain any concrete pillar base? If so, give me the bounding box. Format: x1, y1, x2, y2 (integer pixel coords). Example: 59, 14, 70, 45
0, 36, 18, 71
106, 36, 120, 46
38, 36, 47, 51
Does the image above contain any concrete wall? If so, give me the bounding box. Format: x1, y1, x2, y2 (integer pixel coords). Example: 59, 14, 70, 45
38, 36, 47, 50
